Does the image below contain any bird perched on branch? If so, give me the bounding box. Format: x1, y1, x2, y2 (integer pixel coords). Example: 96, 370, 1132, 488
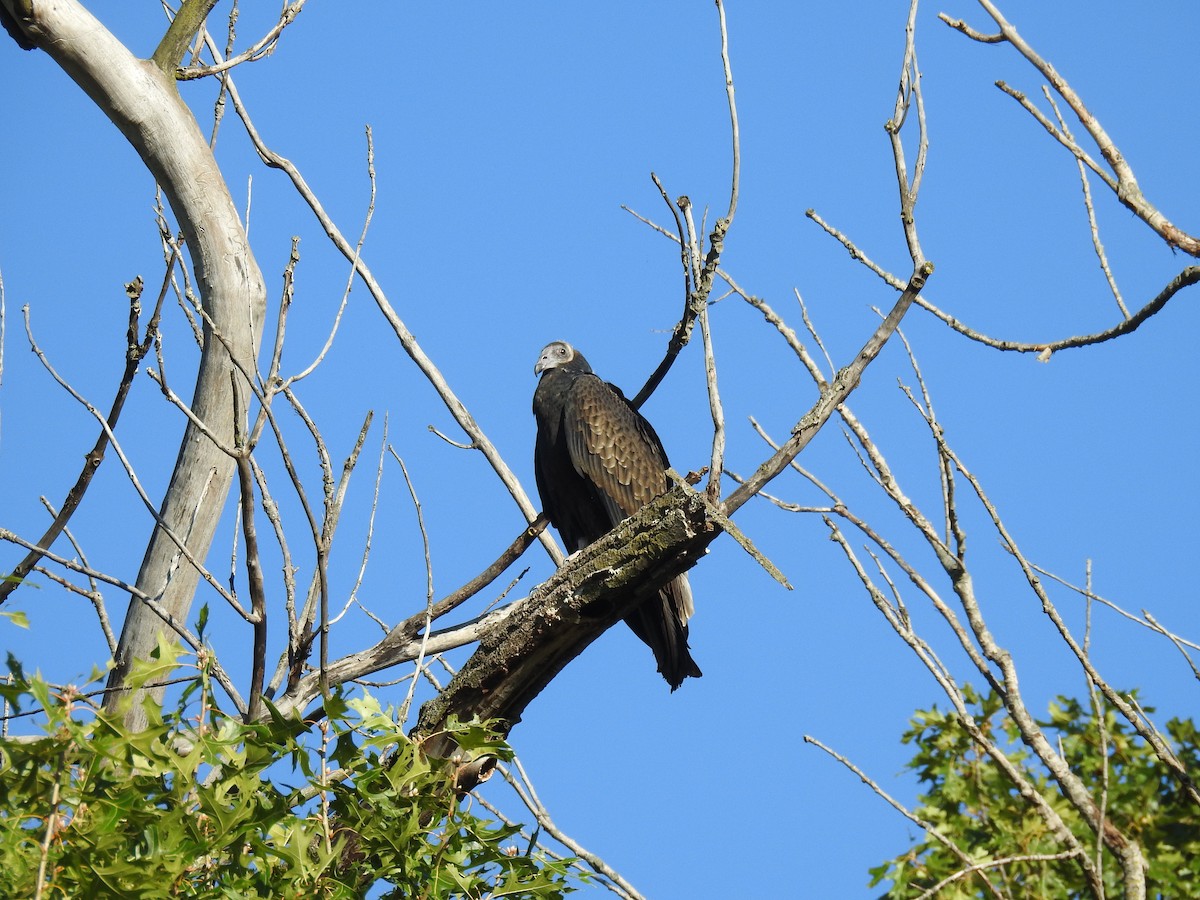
532, 340, 702, 690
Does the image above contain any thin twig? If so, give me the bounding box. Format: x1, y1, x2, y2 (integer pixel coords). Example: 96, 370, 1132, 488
631, 4, 739, 411
209, 46, 560, 563
698, 263, 726, 502
392, 518, 549, 647
34, 746, 67, 899
724, 261, 934, 514
886, 0, 928, 266
288, 125, 376, 386
499, 755, 646, 900
393, 449, 435, 719
331, 414, 389, 628
807, 206, 1200, 354
1044, 87, 1126, 317
20, 306, 242, 613
231, 374, 268, 722
628, 175, 696, 411
951, 0, 1198, 256
1026, 563, 1200, 656
1, 264, 173, 604
715, 0, 739, 226
36, 497, 116, 654
1083, 560, 1111, 894
804, 733, 1005, 900
177, 1, 306, 79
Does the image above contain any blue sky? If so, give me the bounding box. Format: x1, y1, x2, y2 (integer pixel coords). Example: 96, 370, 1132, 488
2, 2, 1198, 896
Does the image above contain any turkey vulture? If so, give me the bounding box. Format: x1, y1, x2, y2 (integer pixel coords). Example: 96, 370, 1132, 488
532, 340, 702, 690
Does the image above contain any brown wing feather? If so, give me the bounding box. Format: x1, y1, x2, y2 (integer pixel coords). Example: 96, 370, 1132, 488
563, 375, 668, 524
537, 361, 701, 690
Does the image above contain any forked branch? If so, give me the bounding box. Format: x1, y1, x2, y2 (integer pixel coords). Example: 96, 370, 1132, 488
941, 0, 1198, 256
631, 0, 741, 410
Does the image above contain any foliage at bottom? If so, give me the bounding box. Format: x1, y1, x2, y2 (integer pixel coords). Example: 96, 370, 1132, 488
872, 685, 1200, 899
0, 648, 576, 899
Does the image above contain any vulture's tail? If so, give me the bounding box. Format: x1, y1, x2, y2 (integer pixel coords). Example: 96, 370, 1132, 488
624, 573, 702, 691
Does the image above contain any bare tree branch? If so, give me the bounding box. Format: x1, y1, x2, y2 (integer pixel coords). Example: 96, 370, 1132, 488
209, 52, 560, 564
151, 0, 221, 74
176, 1, 306, 80
1, 266, 170, 604
887, 0, 929, 266
945, 0, 1199, 256
267, 516, 547, 718
1044, 86, 1127, 318
807, 206, 1200, 355
630, 0, 740, 411
804, 734, 1007, 900
725, 261, 933, 514
20, 307, 245, 617
924, 265, 1200, 358
231, 375, 268, 722
35, 497, 116, 654
499, 755, 646, 900
413, 484, 716, 765
0, 0, 276, 726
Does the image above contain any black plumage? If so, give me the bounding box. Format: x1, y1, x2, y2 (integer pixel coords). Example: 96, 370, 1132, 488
532, 340, 702, 690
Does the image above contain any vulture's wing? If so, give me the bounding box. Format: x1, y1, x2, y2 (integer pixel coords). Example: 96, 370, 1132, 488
563, 375, 670, 527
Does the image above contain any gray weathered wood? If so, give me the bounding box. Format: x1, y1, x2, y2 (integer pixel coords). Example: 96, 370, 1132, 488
1, 0, 267, 727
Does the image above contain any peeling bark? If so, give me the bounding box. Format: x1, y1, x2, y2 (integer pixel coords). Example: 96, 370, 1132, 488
414, 485, 717, 764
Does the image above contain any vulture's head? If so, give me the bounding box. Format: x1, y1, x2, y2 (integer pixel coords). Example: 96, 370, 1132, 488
534, 341, 593, 376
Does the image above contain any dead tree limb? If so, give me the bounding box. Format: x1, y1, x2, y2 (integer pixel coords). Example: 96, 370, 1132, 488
413, 262, 934, 788
0, 0, 268, 727
414, 485, 716, 765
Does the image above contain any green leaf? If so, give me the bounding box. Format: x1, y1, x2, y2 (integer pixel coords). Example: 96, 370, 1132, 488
0, 610, 30, 629
874, 686, 1200, 899
0, 675, 580, 898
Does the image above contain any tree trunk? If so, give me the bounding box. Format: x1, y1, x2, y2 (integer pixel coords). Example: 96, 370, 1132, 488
1, 0, 267, 729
